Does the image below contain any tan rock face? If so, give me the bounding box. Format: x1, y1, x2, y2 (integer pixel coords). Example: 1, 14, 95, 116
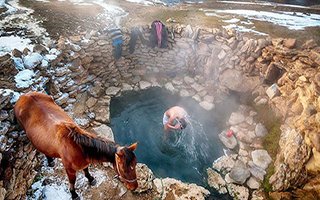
303, 175, 320, 197
283, 38, 296, 49
153, 178, 210, 200
269, 125, 311, 191
219, 69, 260, 93
258, 40, 320, 194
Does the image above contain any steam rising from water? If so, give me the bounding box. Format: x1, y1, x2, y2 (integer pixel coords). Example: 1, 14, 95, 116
110, 88, 238, 185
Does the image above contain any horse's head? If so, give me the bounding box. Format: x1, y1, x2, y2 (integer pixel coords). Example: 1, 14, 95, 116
114, 142, 138, 190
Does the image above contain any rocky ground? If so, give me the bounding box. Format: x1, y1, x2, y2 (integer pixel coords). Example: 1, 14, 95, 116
16, 0, 320, 44
0, 0, 320, 200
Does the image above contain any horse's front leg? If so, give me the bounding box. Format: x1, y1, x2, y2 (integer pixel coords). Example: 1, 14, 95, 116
84, 167, 96, 186
46, 156, 55, 167
66, 168, 79, 200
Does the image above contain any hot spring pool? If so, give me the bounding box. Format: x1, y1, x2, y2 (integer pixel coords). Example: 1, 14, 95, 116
110, 87, 238, 188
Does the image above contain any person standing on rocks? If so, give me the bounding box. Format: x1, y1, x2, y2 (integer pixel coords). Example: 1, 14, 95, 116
163, 106, 188, 133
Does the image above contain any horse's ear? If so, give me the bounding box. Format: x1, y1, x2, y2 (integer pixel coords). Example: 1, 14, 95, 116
127, 142, 138, 151
116, 147, 125, 156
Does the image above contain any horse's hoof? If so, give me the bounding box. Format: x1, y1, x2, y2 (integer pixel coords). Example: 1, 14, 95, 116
48, 161, 55, 167
71, 193, 80, 200
89, 178, 97, 186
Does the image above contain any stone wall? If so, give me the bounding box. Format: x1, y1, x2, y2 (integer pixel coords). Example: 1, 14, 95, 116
53, 25, 320, 198
0, 59, 41, 200
0, 23, 319, 199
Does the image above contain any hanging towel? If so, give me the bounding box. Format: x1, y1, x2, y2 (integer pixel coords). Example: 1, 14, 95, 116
149, 20, 168, 49
107, 28, 123, 60
155, 21, 162, 47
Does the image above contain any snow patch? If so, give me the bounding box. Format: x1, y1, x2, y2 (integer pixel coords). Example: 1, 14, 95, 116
223, 18, 240, 23
44, 54, 57, 61
94, 1, 128, 28
28, 162, 108, 200
185, 1, 203, 4
42, 184, 70, 200
49, 48, 61, 55
40, 59, 49, 68
60, 0, 94, 5
30, 179, 70, 200
0, 0, 5, 7
217, 1, 311, 9
223, 24, 267, 35
126, 0, 168, 6
205, 9, 320, 30
14, 69, 35, 88
93, 1, 125, 15
74, 118, 90, 127
23, 53, 43, 69
12, 57, 25, 70
0, 36, 33, 56
125, 0, 154, 6
0, 89, 21, 103
0, 0, 17, 14
0, 0, 52, 46
33, 0, 50, 2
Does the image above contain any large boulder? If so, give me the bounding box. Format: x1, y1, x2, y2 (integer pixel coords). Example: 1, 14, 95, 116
251, 150, 272, 170
227, 183, 249, 200
135, 163, 155, 193
153, 178, 210, 200
264, 62, 283, 83
92, 124, 114, 142
218, 130, 237, 149
212, 155, 237, 175
229, 160, 250, 184
269, 125, 311, 191
0, 54, 17, 77
228, 112, 245, 125
23, 52, 43, 69
219, 69, 260, 93
255, 123, 268, 137
139, 81, 151, 90
207, 168, 227, 194
105, 86, 121, 96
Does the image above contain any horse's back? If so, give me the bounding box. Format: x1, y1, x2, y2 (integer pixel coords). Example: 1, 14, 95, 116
14, 92, 73, 157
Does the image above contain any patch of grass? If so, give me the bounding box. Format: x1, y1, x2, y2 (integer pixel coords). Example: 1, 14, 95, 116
252, 104, 282, 195
263, 165, 275, 193
262, 120, 281, 164
33, 173, 43, 184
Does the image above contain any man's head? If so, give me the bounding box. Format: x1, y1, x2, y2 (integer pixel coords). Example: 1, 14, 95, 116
178, 118, 187, 129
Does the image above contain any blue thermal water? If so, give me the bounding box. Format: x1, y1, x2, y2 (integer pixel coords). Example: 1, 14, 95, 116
110, 87, 239, 187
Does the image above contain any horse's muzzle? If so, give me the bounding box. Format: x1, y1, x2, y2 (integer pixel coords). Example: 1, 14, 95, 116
114, 175, 138, 190
125, 181, 138, 191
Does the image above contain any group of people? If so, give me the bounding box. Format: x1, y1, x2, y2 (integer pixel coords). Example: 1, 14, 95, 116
107, 20, 168, 59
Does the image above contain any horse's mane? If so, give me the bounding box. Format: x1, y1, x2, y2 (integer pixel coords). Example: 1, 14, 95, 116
66, 124, 117, 161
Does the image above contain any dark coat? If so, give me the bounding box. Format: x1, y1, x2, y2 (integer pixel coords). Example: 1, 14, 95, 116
149, 21, 168, 48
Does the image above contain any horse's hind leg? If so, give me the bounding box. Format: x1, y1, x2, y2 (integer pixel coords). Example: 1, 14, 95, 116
66, 168, 80, 200
46, 156, 55, 167
84, 167, 96, 186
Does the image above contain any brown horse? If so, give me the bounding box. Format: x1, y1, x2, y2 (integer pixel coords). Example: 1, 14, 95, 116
14, 92, 138, 199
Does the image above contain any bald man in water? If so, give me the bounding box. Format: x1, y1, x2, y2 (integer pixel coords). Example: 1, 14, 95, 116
163, 106, 188, 133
